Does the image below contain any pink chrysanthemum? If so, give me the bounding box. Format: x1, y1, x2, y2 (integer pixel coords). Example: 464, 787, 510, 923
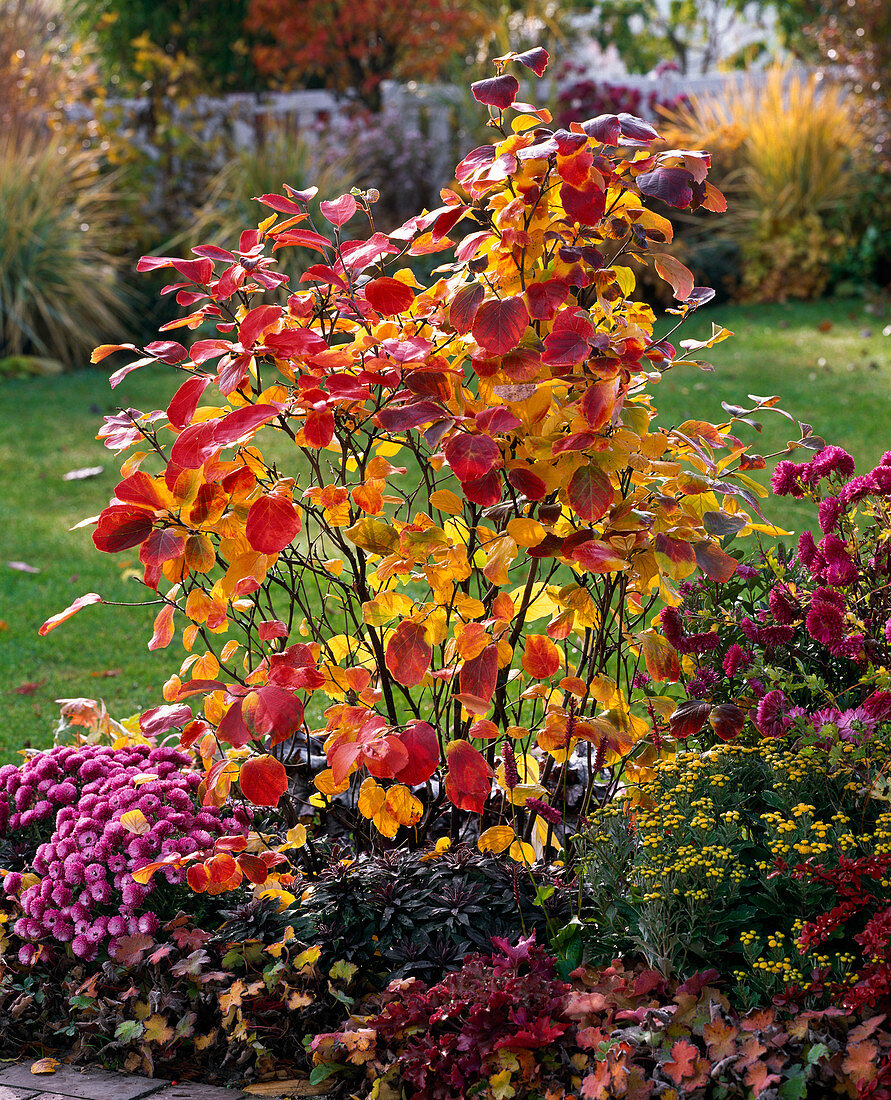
798, 530, 819, 572
755, 689, 791, 738
817, 495, 844, 533
806, 599, 845, 646
722, 643, 751, 678
771, 461, 808, 497
810, 445, 856, 482
768, 585, 799, 625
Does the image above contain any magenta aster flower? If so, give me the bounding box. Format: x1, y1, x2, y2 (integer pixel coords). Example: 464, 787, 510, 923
755, 689, 792, 738
810, 445, 855, 482
768, 584, 799, 625
806, 599, 845, 646
771, 461, 805, 497
722, 644, 751, 677
835, 706, 876, 745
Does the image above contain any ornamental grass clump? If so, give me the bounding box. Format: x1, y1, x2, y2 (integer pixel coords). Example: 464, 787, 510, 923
0, 743, 251, 961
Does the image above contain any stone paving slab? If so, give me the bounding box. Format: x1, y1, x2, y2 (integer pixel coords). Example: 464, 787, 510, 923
0, 1064, 162, 1100
0, 1063, 336, 1100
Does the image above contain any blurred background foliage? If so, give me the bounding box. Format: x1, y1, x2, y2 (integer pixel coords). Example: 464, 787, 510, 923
0, 0, 888, 371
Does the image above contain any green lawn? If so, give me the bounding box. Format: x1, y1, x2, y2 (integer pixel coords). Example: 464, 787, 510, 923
0, 295, 889, 759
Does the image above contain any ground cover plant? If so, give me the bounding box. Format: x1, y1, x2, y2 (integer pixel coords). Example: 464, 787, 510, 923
4, 43, 891, 1099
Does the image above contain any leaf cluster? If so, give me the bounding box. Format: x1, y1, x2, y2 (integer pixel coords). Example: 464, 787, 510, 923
287, 843, 566, 984
314, 942, 891, 1099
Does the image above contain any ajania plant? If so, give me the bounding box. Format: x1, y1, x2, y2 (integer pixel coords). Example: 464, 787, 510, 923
41, 49, 803, 878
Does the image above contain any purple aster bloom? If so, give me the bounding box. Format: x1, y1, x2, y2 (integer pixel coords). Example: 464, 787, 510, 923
768, 585, 800, 624
835, 706, 876, 745
810, 445, 856, 482
755, 689, 792, 738
736, 564, 760, 579
806, 599, 845, 646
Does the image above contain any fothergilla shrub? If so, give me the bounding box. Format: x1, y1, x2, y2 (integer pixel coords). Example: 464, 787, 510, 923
41, 45, 809, 879
0, 743, 251, 961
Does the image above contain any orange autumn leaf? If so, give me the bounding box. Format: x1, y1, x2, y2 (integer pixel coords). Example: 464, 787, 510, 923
521, 634, 561, 679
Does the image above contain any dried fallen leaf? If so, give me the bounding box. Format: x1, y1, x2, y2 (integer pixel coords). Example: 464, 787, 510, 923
13, 681, 45, 696
90, 668, 122, 678
0, 621, 8, 631
8, 561, 40, 574
30, 1058, 59, 1075
63, 465, 104, 481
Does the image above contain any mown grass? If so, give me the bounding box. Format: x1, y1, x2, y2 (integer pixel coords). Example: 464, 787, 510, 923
0, 295, 889, 759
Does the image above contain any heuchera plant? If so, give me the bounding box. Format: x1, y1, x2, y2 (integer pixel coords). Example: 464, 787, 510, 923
42, 49, 798, 883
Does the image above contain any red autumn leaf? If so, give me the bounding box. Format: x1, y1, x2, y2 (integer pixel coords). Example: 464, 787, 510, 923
245, 494, 301, 554
710, 703, 746, 741
303, 407, 335, 447
38, 592, 102, 636
237, 853, 271, 885
93, 506, 154, 553
543, 308, 596, 366
514, 46, 549, 76
569, 539, 628, 574
365, 277, 415, 315
664, 1039, 704, 1086
507, 467, 547, 500
654, 253, 695, 301
525, 279, 569, 321
139, 529, 185, 568
567, 464, 613, 522
259, 619, 288, 641
668, 699, 712, 739
459, 644, 499, 703
460, 468, 503, 507
471, 296, 529, 355
580, 378, 620, 431
444, 739, 493, 813
560, 181, 606, 225
522, 634, 561, 679
471, 74, 519, 109
319, 194, 357, 227
693, 540, 738, 583
166, 375, 212, 429
239, 754, 288, 807
140, 703, 192, 736
385, 621, 432, 687
148, 604, 175, 651
239, 304, 283, 349
242, 686, 305, 744
217, 700, 252, 748
114, 472, 166, 511
377, 400, 448, 432
449, 283, 485, 334
362, 735, 410, 779
443, 433, 501, 481
394, 720, 440, 785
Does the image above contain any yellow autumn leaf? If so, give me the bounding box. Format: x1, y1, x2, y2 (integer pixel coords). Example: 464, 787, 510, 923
478, 825, 516, 854
314, 768, 351, 796
120, 809, 150, 836
258, 888, 297, 911
507, 517, 546, 547
490, 1068, 517, 1100
30, 1059, 59, 1075
508, 839, 536, 865
132, 773, 159, 786
430, 488, 464, 514
279, 824, 307, 850
385, 784, 423, 827
143, 1013, 175, 1044
357, 776, 384, 819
